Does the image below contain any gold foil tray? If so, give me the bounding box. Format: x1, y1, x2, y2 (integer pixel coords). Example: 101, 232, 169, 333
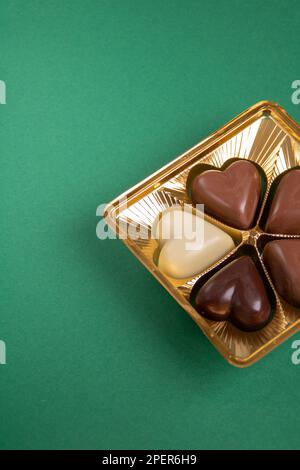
105, 101, 300, 367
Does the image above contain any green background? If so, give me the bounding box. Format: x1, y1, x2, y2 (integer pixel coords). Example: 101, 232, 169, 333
1, 0, 300, 450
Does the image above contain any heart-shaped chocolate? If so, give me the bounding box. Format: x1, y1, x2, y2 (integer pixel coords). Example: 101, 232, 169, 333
191, 160, 262, 230
263, 239, 300, 307
265, 169, 300, 235
193, 256, 271, 331
153, 207, 235, 279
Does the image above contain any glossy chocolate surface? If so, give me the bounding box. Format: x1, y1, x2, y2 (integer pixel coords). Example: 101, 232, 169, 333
263, 239, 300, 307
153, 207, 235, 279
191, 160, 261, 230
265, 169, 300, 235
194, 256, 271, 331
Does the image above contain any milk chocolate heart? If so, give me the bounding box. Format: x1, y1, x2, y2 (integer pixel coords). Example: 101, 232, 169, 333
193, 256, 271, 331
191, 160, 262, 230
263, 239, 300, 307
265, 169, 300, 235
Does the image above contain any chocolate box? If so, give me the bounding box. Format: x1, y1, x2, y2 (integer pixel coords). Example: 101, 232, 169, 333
104, 101, 300, 367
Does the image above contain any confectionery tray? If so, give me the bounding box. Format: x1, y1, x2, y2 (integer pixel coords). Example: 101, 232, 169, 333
104, 101, 300, 367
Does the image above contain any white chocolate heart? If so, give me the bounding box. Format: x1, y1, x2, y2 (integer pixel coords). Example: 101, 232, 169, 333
153, 207, 235, 279
152, 206, 201, 247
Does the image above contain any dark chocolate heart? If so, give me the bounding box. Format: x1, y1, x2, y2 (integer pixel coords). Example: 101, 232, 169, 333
263, 239, 300, 307
193, 256, 271, 331
191, 160, 261, 230
265, 169, 300, 235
